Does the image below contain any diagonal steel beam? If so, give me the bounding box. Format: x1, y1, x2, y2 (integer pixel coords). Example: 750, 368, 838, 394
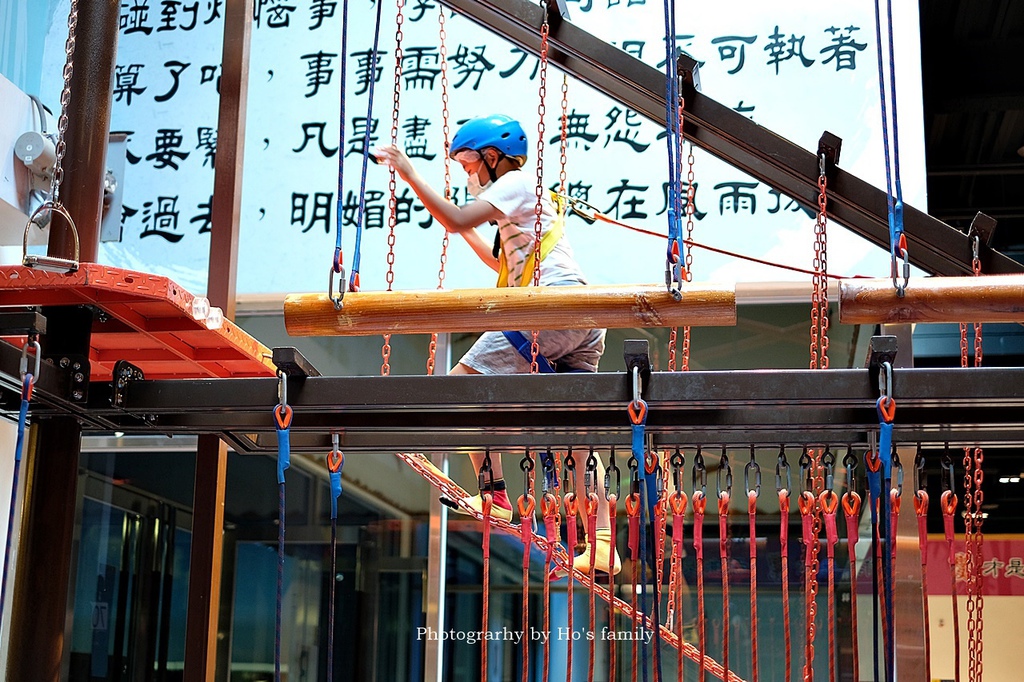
441, 0, 1024, 276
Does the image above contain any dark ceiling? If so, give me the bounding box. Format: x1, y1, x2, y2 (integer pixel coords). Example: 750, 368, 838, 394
920, 0, 1024, 263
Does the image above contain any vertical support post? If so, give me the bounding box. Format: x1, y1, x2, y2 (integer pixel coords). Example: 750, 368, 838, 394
424, 335, 451, 681
423, 453, 450, 682
7, 305, 94, 680
182, 0, 251, 676
47, 0, 119, 263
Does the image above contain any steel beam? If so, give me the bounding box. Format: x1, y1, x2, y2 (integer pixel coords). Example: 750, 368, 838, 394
62, 367, 1024, 450
440, 0, 1023, 277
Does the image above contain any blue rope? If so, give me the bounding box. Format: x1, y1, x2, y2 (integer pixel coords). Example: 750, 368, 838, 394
639, 477, 650, 682
274, 402, 292, 682
1, 373, 33, 621
333, 0, 351, 275
865, 450, 882, 682
327, 445, 343, 682
348, 0, 385, 292
872, 0, 905, 284
662, 0, 683, 290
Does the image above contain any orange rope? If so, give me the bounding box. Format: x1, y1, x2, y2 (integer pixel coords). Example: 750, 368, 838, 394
799, 490, 818, 681
671, 491, 688, 682
609, 492, 619, 682
482, 492, 493, 680
566, 489, 579, 682
627, 492, 641, 682
692, 491, 707, 682
779, 490, 792, 682
543, 492, 560, 682
587, 492, 599, 682
820, 491, 839, 682
747, 491, 759, 682
842, 490, 862, 682
914, 491, 931, 682
942, 490, 961, 682
718, 491, 731, 682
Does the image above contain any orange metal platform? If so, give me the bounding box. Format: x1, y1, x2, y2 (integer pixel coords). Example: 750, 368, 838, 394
0, 264, 277, 380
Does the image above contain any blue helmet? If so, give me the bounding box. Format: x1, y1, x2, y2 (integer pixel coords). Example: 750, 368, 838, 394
449, 115, 529, 159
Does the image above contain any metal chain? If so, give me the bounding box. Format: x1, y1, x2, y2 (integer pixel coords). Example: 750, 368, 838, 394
50, 0, 80, 205
381, 0, 406, 376
426, 4, 452, 376
682, 139, 696, 372
559, 74, 568, 195
804, 450, 824, 682
810, 165, 830, 370
529, 3, 550, 374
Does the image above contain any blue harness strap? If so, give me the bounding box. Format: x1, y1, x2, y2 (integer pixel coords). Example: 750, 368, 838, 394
502, 330, 556, 373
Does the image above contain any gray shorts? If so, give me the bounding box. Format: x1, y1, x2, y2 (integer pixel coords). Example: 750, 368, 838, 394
459, 327, 607, 374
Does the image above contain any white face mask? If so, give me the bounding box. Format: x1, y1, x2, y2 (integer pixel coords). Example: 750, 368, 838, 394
466, 171, 493, 198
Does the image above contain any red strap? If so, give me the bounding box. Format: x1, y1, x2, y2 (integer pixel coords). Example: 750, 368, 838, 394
692, 492, 706, 560
626, 493, 640, 560
800, 491, 816, 567
778, 491, 790, 557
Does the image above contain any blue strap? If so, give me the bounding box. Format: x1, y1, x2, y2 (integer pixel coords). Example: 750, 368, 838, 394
1, 373, 33, 625
274, 403, 292, 682
502, 330, 555, 373
872, 0, 905, 274
332, 0, 350, 275
348, 0, 385, 291
662, 0, 683, 286
639, 474, 650, 682
329, 466, 343, 521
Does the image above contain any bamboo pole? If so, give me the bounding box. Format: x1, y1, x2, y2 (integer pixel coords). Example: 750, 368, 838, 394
839, 275, 1024, 324
284, 283, 736, 336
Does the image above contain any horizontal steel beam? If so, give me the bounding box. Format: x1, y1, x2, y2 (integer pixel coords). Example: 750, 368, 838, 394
441, 0, 1024, 277
45, 367, 1024, 451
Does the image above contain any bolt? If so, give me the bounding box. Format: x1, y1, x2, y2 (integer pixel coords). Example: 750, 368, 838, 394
74, 372, 84, 383
72, 390, 84, 400
60, 357, 70, 368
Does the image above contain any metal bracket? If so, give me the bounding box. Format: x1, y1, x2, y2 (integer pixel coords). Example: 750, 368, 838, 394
545, 0, 569, 25
272, 346, 322, 378
817, 131, 842, 176
623, 339, 651, 402
47, 353, 90, 403
867, 335, 898, 386
0, 310, 47, 336
110, 360, 144, 409
967, 212, 997, 248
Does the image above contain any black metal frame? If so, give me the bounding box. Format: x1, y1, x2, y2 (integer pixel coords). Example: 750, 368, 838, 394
440, 0, 1023, 277
7, 361, 1019, 452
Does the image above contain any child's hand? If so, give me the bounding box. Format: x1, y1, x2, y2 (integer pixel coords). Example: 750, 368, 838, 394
373, 145, 415, 182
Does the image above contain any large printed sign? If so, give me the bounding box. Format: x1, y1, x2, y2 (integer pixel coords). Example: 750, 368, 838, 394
41, 0, 925, 296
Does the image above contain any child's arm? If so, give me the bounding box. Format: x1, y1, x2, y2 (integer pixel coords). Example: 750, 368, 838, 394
459, 228, 500, 273
374, 145, 503, 234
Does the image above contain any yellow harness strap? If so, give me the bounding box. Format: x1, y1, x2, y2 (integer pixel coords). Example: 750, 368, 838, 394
496, 193, 566, 288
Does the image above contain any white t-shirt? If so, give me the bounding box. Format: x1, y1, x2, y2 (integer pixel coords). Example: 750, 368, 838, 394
477, 169, 586, 287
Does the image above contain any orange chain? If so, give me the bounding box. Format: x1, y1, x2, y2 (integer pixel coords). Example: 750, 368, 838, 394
809, 168, 830, 370
426, 4, 452, 376
381, 0, 406, 376
960, 241, 985, 682
529, 7, 550, 373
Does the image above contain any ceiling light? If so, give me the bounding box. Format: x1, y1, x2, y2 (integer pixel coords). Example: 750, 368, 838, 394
999, 476, 1021, 483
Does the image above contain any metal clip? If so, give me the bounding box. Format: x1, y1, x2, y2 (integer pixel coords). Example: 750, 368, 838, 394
878, 360, 893, 401
892, 451, 904, 496
822, 446, 835, 491
843, 446, 858, 493
717, 446, 732, 497
605, 446, 621, 500
670, 447, 685, 494
23, 202, 80, 274
585, 447, 598, 496
692, 445, 707, 495
329, 264, 347, 310
744, 445, 761, 497
940, 443, 955, 493
20, 335, 41, 380
277, 369, 288, 408
776, 445, 792, 494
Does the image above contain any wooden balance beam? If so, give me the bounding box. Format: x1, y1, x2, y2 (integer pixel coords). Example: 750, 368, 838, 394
284, 283, 736, 336
839, 275, 1024, 324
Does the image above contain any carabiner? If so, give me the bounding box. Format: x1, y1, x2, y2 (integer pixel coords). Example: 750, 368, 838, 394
776, 445, 792, 495
585, 447, 598, 496
798, 447, 813, 493
605, 445, 621, 501
892, 451, 904, 497
822, 446, 835, 492
744, 446, 761, 498
670, 447, 685, 494
878, 360, 893, 402
843, 446, 858, 493
717, 447, 732, 498
277, 369, 288, 410
329, 261, 347, 310
692, 445, 707, 495
563, 447, 577, 495
20, 335, 41, 380
479, 448, 495, 492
